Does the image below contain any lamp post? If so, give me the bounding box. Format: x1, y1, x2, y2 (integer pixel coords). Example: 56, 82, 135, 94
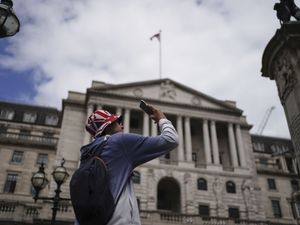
31, 158, 70, 225
0, 0, 20, 38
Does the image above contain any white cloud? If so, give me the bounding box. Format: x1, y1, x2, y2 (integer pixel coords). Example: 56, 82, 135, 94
0, 0, 290, 138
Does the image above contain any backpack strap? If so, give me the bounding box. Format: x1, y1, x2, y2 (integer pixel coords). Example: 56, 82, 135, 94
94, 156, 107, 170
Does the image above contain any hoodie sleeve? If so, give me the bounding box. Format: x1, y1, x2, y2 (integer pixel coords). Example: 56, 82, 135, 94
120, 118, 178, 168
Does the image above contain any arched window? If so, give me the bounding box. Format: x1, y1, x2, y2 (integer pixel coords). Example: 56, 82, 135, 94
157, 177, 181, 212
197, 178, 207, 190
132, 171, 140, 184
226, 181, 236, 193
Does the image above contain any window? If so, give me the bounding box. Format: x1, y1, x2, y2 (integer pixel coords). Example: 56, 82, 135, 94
130, 117, 140, 129
275, 159, 282, 170
228, 207, 240, 219
192, 152, 197, 162
267, 178, 277, 190
253, 142, 265, 152
291, 180, 299, 192
271, 200, 282, 218
296, 202, 300, 218
198, 204, 210, 218
0, 109, 14, 120
197, 178, 207, 190
132, 171, 140, 184
259, 158, 268, 167
45, 115, 58, 126
37, 153, 48, 165
0, 126, 6, 136
11, 151, 24, 163
3, 174, 18, 193
137, 198, 140, 211
291, 201, 300, 219
226, 181, 236, 193
286, 157, 295, 173
23, 112, 37, 123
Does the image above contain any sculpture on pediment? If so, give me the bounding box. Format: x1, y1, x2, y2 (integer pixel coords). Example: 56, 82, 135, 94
274, 57, 298, 104
274, 0, 300, 23
133, 88, 143, 97
159, 80, 176, 100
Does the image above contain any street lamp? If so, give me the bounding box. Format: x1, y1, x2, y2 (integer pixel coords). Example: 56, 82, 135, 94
0, 0, 20, 38
31, 158, 70, 225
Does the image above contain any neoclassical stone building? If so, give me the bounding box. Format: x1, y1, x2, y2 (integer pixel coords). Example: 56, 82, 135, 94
0, 78, 298, 225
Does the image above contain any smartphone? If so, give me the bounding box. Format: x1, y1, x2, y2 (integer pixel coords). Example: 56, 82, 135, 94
139, 100, 153, 115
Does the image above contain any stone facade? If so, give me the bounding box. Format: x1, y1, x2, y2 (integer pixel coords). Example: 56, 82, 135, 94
0, 79, 298, 224
252, 135, 300, 224
261, 22, 300, 170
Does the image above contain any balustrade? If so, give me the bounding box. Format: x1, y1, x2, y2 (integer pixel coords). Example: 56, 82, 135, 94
0, 131, 58, 148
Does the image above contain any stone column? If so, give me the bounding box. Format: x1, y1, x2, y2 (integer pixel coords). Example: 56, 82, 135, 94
292, 158, 298, 174
228, 123, 239, 167
177, 116, 184, 161
151, 121, 158, 136
261, 23, 300, 169
210, 121, 220, 165
83, 104, 94, 145
123, 108, 130, 133
280, 157, 288, 171
203, 119, 212, 164
149, 119, 159, 164
143, 113, 150, 136
184, 117, 192, 162
116, 107, 122, 116
235, 124, 247, 167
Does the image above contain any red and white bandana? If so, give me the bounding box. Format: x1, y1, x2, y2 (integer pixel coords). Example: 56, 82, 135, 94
85, 109, 121, 137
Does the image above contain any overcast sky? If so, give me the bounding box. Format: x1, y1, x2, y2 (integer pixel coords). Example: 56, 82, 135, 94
0, 0, 292, 138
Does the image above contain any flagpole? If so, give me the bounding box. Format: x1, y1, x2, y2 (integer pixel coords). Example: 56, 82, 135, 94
150, 30, 162, 79
159, 30, 162, 79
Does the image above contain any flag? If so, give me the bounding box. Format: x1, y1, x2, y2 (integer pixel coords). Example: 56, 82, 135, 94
150, 32, 160, 41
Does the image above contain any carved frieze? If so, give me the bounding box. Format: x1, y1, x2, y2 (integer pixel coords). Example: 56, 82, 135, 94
274, 56, 298, 105
159, 80, 176, 100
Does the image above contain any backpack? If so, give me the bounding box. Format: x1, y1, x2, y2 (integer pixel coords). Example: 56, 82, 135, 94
70, 156, 115, 225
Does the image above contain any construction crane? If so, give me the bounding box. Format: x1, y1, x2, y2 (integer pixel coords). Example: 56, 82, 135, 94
257, 106, 275, 135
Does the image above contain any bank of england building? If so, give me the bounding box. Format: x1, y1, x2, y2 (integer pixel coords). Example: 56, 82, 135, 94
0, 78, 298, 225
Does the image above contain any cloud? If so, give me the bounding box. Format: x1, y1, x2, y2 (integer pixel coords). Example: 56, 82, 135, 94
0, 0, 290, 138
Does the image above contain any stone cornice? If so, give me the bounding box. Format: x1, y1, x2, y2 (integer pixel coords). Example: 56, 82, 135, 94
86, 90, 252, 128
87, 78, 243, 114
87, 89, 242, 116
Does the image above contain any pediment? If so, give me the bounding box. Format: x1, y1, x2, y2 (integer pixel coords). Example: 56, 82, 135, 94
90, 79, 242, 113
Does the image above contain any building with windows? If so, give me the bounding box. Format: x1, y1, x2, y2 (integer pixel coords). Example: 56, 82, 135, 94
252, 135, 300, 223
0, 101, 61, 224
0, 78, 298, 225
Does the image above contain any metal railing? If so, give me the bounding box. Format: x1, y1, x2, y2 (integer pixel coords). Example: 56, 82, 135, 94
0, 203, 298, 225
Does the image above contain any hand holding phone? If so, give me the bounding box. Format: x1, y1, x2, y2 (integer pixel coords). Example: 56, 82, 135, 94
139, 100, 153, 115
